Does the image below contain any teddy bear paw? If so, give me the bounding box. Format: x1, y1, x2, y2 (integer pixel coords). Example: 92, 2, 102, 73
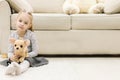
88, 3, 104, 14
19, 58, 24, 63
63, 4, 80, 15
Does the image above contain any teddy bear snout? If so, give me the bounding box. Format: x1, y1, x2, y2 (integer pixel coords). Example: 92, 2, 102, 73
16, 47, 19, 50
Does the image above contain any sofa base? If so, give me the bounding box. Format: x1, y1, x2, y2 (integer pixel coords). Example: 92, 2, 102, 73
25, 30, 120, 54
38, 54, 120, 57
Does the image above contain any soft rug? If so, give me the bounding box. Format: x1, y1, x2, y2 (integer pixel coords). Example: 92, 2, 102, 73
0, 58, 120, 80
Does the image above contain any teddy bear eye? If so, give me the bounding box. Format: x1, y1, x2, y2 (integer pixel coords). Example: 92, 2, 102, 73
20, 45, 23, 48
15, 44, 17, 47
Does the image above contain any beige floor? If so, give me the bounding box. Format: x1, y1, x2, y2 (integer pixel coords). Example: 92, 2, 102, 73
0, 57, 120, 80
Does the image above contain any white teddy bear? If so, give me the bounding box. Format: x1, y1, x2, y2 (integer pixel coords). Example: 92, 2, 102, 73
63, 0, 105, 14
88, 3, 104, 14
63, 0, 80, 15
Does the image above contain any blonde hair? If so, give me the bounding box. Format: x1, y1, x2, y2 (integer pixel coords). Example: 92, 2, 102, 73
17, 10, 34, 31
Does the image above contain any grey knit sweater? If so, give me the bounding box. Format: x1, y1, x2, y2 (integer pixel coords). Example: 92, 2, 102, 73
8, 30, 39, 58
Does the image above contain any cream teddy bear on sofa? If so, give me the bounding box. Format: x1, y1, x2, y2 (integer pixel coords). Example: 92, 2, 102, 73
63, 0, 105, 14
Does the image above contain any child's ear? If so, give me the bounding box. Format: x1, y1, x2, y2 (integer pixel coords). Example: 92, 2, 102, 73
9, 38, 16, 44
24, 39, 30, 46
30, 23, 32, 28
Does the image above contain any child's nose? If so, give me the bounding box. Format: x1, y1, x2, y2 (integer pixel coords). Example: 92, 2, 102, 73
20, 22, 24, 26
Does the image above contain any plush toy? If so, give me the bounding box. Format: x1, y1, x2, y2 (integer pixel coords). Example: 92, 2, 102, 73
9, 38, 30, 63
63, 0, 104, 14
63, 0, 80, 15
88, 1, 104, 14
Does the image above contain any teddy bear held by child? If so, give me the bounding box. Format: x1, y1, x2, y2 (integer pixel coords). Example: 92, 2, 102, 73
9, 38, 30, 63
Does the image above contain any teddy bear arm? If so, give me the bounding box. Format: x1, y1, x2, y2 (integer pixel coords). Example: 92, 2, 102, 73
19, 57, 25, 63
88, 3, 104, 14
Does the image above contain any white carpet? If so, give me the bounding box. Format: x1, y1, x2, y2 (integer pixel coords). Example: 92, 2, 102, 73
0, 58, 120, 80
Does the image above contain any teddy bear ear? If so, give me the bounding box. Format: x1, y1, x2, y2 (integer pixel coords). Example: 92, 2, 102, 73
9, 38, 16, 44
24, 39, 30, 46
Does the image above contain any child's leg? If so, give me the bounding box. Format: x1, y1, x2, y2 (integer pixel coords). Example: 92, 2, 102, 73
15, 60, 30, 75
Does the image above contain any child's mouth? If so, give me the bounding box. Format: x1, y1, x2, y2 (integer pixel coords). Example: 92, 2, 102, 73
19, 26, 23, 29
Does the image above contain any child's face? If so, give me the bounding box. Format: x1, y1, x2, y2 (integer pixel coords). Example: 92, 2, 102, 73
16, 12, 31, 32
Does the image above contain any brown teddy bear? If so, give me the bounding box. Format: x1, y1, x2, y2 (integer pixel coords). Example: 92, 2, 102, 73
9, 38, 30, 63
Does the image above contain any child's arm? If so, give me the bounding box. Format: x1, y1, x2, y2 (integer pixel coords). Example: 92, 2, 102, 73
8, 42, 14, 58
7, 32, 15, 59
28, 32, 39, 57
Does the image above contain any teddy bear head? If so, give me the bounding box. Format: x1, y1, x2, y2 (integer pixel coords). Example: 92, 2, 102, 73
9, 38, 30, 53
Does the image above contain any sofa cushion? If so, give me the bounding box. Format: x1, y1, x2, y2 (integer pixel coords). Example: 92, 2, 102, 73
26, 0, 64, 13
71, 14, 120, 30
6, 0, 33, 12
11, 13, 71, 30
104, 0, 120, 14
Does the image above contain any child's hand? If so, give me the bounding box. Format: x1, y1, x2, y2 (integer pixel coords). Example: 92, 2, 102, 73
10, 55, 15, 61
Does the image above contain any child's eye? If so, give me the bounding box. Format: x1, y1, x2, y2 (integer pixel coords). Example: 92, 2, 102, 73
24, 22, 28, 25
19, 20, 22, 22
20, 45, 23, 48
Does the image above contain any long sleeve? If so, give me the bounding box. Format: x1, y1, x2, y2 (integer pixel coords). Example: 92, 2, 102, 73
7, 33, 15, 58
8, 43, 14, 58
28, 32, 39, 57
